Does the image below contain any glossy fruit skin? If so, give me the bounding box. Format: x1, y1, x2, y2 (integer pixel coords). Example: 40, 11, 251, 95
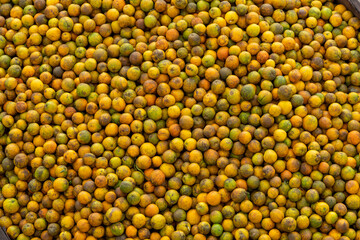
0, 0, 360, 239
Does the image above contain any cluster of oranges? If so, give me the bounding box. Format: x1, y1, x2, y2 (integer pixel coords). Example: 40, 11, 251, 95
0, 0, 360, 239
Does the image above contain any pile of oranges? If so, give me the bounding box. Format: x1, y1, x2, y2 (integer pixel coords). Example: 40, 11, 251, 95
0, 0, 360, 239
